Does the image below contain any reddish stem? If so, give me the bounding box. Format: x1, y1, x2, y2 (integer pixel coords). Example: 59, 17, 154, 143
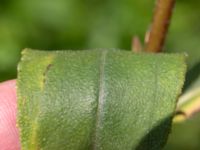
145, 0, 176, 52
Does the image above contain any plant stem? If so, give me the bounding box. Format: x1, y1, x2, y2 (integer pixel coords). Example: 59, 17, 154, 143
145, 0, 175, 52
173, 89, 200, 123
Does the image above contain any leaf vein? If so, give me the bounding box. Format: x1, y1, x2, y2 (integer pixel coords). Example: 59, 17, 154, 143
93, 50, 107, 150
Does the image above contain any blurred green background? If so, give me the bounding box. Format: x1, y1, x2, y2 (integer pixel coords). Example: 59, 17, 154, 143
0, 0, 200, 149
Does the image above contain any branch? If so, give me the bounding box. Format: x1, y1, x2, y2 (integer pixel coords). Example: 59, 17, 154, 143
145, 0, 176, 52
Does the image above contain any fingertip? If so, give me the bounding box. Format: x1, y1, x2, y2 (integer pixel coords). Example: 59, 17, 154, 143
0, 80, 20, 150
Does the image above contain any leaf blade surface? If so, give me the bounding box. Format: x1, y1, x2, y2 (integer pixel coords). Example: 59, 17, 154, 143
17, 49, 186, 150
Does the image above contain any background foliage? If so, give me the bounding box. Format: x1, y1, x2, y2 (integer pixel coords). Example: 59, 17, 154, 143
0, 0, 200, 149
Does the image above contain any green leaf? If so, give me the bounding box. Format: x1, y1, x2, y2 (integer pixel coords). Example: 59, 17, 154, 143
17, 49, 186, 150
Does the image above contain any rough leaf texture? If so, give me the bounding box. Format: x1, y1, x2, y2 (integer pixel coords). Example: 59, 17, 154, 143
17, 49, 186, 150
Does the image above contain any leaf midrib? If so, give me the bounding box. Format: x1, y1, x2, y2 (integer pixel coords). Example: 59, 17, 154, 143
93, 50, 107, 150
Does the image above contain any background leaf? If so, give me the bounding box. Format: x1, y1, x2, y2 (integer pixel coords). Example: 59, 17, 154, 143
17, 49, 186, 150
164, 113, 200, 150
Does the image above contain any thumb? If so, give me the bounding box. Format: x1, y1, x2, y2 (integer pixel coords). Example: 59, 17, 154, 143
0, 80, 20, 150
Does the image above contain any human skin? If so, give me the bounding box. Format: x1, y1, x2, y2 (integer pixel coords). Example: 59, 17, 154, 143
0, 80, 20, 150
